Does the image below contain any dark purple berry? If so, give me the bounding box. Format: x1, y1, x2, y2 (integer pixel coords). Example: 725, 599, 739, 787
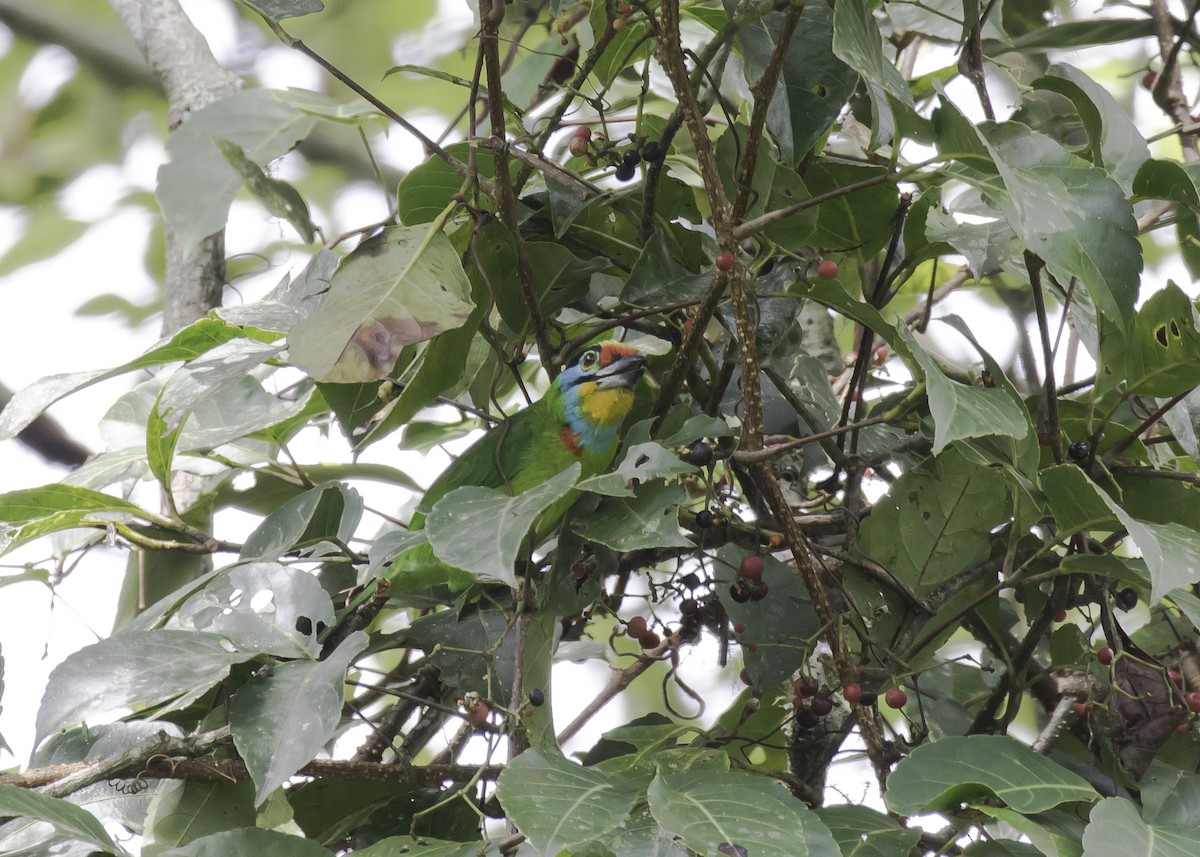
730, 581, 752, 603
614, 162, 636, 181
680, 598, 699, 616
689, 441, 714, 466
1068, 441, 1088, 461
695, 509, 714, 529
622, 148, 642, 166
640, 140, 664, 162
529, 688, 545, 706
1116, 587, 1138, 611
749, 580, 769, 601
793, 707, 820, 729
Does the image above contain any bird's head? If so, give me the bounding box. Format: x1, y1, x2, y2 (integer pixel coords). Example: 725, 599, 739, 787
557, 342, 645, 439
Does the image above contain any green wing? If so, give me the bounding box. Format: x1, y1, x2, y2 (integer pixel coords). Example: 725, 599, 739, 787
410, 398, 558, 529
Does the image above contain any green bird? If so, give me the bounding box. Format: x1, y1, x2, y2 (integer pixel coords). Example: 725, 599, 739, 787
324, 342, 645, 637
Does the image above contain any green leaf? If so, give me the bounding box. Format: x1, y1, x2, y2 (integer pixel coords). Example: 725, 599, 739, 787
621, 228, 709, 306
0, 210, 90, 277
579, 442, 697, 497
802, 160, 898, 254
1081, 797, 1200, 856
36, 630, 257, 744
858, 450, 1010, 591
497, 749, 637, 854
288, 225, 475, 382
1032, 63, 1150, 193
885, 735, 1099, 815
1118, 282, 1200, 397
979, 121, 1141, 327
142, 780, 257, 855
1062, 470, 1200, 602
426, 464, 580, 588
217, 250, 337, 333
0, 318, 246, 441
396, 144, 494, 226
0, 484, 147, 523
832, 0, 915, 147
406, 601, 517, 705
1042, 464, 1120, 535
572, 481, 693, 551
156, 827, 332, 856
174, 562, 336, 659
157, 90, 317, 254
351, 837, 496, 857
997, 18, 1157, 51
235, 0, 324, 21
1134, 159, 1200, 212
0, 783, 128, 856
814, 804, 921, 857
230, 632, 368, 805
908, 331, 1030, 455
240, 483, 363, 561
215, 139, 316, 242
974, 806, 1086, 857
648, 768, 841, 857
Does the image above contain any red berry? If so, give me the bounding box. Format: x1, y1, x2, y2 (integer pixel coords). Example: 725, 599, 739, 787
793, 679, 817, 698
572, 561, 587, 579
792, 695, 805, 709
1170, 668, 1183, 686
715, 250, 735, 271
619, 3, 632, 12
640, 631, 661, 649
884, 687, 907, 709
680, 598, 699, 616
1098, 646, 1114, 666
816, 259, 838, 280
843, 683, 863, 705
1052, 609, 1067, 623
1073, 702, 1094, 715
1187, 691, 1200, 713
739, 668, 752, 686
810, 696, 833, 716
872, 345, 888, 365
627, 616, 648, 639
749, 580, 769, 601
573, 125, 592, 140
467, 701, 490, 726
739, 556, 765, 581
1178, 723, 1191, 735
733, 622, 746, 634
747, 642, 758, 653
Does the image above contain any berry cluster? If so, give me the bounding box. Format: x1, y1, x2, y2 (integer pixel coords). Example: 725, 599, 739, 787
566, 125, 666, 181
791, 678, 906, 728
626, 614, 661, 649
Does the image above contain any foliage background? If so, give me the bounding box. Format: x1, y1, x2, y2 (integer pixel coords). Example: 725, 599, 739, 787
3, 0, 1200, 855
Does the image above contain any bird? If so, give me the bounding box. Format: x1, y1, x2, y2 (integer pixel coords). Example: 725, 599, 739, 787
322, 341, 646, 641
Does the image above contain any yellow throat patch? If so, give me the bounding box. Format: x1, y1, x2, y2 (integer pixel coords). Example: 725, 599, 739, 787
578, 382, 635, 427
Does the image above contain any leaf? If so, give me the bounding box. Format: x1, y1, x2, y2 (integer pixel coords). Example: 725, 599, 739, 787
142, 780, 257, 854
157, 90, 317, 254
36, 630, 257, 744
240, 483, 363, 561
648, 768, 842, 857
737, 3, 858, 162
174, 562, 336, 659
0, 783, 128, 856
973, 806, 1086, 857
425, 464, 581, 588
1081, 797, 1200, 856
979, 121, 1141, 327
802, 160, 899, 254
497, 749, 637, 854
229, 632, 367, 805
1042, 464, 1120, 535
1062, 470, 1200, 602
396, 144, 494, 226
572, 481, 693, 551
1118, 282, 1200, 397
1032, 63, 1150, 193
215, 139, 315, 242
0, 484, 158, 555
579, 442, 697, 497
1133, 159, 1200, 211
814, 805, 921, 857
0, 318, 245, 441
217, 250, 337, 333
908, 331, 1030, 455
621, 228, 709, 306
885, 735, 1099, 815
156, 826, 332, 856
858, 450, 1010, 591
235, 0, 324, 21
287, 225, 475, 383
406, 602, 517, 705
832, 0, 915, 147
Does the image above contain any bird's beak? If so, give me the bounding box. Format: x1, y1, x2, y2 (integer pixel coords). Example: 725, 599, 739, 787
594, 352, 645, 389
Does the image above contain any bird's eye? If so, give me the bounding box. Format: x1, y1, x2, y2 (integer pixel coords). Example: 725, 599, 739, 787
579, 349, 599, 370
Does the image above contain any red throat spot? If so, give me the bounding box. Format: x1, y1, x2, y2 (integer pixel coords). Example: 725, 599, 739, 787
559, 426, 584, 456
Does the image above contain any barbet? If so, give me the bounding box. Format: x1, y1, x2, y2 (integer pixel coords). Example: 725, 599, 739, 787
328, 342, 645, 633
